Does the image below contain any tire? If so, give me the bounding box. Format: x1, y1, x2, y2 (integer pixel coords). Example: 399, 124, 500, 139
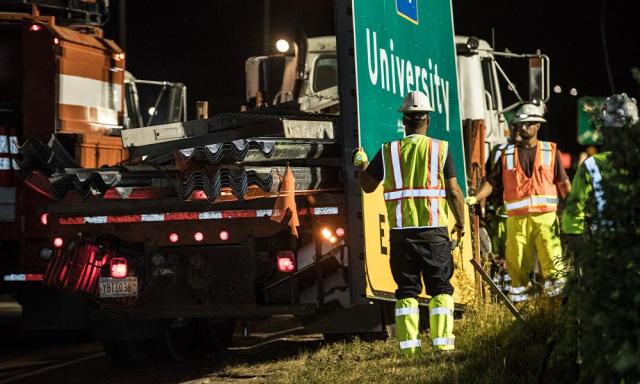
154, 318, 198, 361
202, 319, 235, 355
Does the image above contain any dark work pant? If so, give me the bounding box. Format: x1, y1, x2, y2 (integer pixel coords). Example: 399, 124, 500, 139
390, 237, 454, 299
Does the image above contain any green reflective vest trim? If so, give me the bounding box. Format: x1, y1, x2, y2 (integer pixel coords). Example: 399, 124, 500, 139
382, 135, 449, 229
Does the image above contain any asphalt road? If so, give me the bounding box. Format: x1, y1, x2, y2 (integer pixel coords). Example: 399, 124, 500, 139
0, 297, 322, 384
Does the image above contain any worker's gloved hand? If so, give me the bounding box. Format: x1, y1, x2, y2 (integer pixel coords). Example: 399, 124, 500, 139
465, 196, 478, 205
352, 148, 368, 169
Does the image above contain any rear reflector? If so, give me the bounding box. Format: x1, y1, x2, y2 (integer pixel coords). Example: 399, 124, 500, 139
3, 274, 44, 282
53, 237, 64, 248
277, 251, 296, 273
109, 258, 128, 279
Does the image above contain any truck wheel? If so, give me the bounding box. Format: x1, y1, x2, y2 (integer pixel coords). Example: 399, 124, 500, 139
102, 339, 154, 363
154, 318, 197, 361
203, 319, 235, 355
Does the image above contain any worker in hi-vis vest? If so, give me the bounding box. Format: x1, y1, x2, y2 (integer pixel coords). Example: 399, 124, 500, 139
353, 91, 466, 356
466, 101, 572, 301
562, 94, 638, 240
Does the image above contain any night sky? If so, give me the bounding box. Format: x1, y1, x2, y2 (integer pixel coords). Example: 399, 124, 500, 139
104, 0, 638, 157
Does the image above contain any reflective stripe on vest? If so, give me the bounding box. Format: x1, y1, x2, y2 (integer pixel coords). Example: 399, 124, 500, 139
494, 143, 508, 164
382, 136, 449, 229
505, 145, 515, 170
383, 189, 446, 200
583, 156, 606, 213
505, 195, 559, 211
540, 141, 553, 166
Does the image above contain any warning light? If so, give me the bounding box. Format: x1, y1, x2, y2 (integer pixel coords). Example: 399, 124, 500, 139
40, 213, 48, 226
321, 228, 332, 239
29, 24, 42, 32
194, 232, 204, 242
335, 227, 345, 237
109, 258, 128, 279
275, 39, 290, 53
168, 233, 179, 243
219, 230, 229, 241
53, 237, 63, 248
277, 251, 296, 272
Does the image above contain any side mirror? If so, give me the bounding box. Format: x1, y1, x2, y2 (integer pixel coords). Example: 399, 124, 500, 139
528, 55, 550, 102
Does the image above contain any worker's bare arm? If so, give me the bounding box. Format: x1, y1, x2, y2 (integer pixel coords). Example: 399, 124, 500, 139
357, 163, 380, 193
557, 179, 572, 199
473, 181, 494, 201
445, 177, 465, 227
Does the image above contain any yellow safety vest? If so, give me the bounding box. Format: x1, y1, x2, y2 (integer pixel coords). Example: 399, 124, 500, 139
382, 135, 449, 229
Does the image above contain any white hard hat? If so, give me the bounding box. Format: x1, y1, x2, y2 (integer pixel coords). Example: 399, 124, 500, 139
602, 93, 639, 128
513, 102, 546, 123
399, 91, 434, 114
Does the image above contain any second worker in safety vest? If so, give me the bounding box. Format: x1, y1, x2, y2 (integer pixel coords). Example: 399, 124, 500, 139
354, 91, 466, 356
466, 101, 572, 301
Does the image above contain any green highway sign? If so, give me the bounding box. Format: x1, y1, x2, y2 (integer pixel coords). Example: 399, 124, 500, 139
352, 0, 466, 193
577, 96, 604, 145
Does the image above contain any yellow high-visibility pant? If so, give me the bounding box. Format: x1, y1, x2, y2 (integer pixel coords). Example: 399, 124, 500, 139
505, 212, 563, 289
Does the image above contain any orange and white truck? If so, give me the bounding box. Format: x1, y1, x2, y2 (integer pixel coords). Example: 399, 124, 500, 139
0, 0, 185, 329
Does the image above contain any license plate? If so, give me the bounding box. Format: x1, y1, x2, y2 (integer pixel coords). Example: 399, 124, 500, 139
99, 277, 138, 298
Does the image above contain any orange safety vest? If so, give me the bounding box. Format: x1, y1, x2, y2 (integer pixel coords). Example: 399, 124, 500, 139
502, 141, 558, 216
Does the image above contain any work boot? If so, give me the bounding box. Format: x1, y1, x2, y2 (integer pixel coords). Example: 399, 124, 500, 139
543, 278, 566, 297
508, 284, 530, 303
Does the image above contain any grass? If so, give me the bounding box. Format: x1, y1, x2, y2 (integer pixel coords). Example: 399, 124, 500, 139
203, 299, 579, 384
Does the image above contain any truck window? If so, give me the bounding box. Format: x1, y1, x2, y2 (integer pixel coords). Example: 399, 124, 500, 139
313, 56, 338, 92
481, 57, 498, 111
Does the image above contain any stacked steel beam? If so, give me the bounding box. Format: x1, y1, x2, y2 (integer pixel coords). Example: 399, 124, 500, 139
18, 113, 343, 202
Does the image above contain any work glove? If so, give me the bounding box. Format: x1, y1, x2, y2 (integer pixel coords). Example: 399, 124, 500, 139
352, 148, 368, 169
465, 196, 478, 205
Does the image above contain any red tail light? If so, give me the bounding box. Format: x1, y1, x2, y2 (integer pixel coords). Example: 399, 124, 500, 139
277, 251, 296, 273
29, 24, 42, 32
219, 230, 229, 241
168, 233, 179, 243
335, 227, 345, 237
109, 258, 128, 279
53, 237, 64, 248
194, 232, 204, 242
40, 213, 49, 226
